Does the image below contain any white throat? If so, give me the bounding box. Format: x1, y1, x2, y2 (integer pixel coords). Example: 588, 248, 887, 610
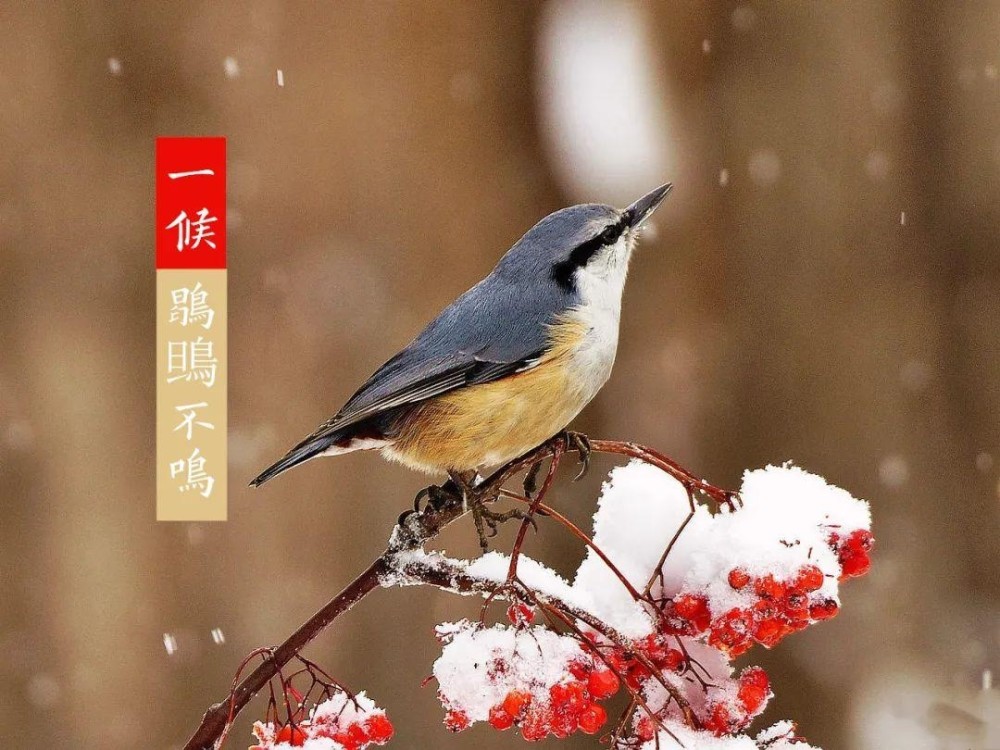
562, 234, 634, 403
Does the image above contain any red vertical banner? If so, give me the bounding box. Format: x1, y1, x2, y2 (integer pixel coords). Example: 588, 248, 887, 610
156, 137, 227, 269
156, 137, 228, 521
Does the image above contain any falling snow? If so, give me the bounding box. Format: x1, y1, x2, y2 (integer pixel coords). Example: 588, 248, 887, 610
877, 455, 909, 489
731, 5, 757, 32
864, 150, 890, 181
748, 150, 781, 186
163, 632, 178, 656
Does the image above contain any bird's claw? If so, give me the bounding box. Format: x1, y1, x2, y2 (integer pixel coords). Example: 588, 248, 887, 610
412, 480, 460, 513
562, 430, 592, 481
470, 502, 538, 552
522, 460, 543, 498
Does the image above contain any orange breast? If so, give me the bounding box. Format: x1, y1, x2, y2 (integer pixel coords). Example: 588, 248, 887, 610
382, 320, 591, 473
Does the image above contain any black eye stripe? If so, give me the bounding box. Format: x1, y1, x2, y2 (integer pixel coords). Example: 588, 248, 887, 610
551, 215, 629, 291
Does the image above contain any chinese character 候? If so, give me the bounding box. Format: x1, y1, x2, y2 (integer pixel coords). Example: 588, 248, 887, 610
166, 208, 217, 251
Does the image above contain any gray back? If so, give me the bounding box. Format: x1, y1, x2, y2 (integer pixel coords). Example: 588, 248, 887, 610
335, 203, 619, 422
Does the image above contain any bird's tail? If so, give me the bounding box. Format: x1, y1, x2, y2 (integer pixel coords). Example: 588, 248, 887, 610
249, 434, 337, 487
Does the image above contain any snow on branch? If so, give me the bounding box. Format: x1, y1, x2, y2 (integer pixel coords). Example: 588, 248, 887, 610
182, 436, 872, 750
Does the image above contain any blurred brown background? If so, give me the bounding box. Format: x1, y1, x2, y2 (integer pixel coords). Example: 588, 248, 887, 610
1, 1, 998, 748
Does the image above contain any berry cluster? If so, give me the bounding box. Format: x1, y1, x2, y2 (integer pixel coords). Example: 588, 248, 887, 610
662, 523, 874, 657
425, 464, 872, 749
632, 659, 772, 742
700, 667, 772, 737
433, 621, 623, 742
665, 563, 839, 656
475, 667, 615, 741
830, 529, 874, 579
595, 633, 685, 690
251, 693, 393, 750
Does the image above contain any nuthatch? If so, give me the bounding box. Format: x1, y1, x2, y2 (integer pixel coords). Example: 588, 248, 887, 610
251, 183, 672, 492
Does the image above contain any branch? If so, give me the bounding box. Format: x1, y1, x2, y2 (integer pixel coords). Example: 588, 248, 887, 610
184, 558, 387, 750
182, 436, 732, 749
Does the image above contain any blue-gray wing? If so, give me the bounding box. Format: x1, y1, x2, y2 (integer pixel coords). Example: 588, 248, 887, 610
328, 274, 565, 431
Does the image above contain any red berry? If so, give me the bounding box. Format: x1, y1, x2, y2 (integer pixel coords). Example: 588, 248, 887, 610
444, 709, 470, 732
550, 683, 569, 704
578, 702, 607, 734
507, 602, 534, 625
662, 648, 684, 671
503, 689, 531, 719
840, 550, 870, 578
754, 575, 786, 600
784, 592, 810, 620
588, 669, 620, 699
488, 704, 514, 730
565, 681, 588, 712
625, 662, 651, 689
673, 594, 711, 632
738, 667, 771, 713
848, 529, 874, 551
709, 608, 753, 654
809, 598, 839, 620
703, 703, 731, 736
364, 714, 394, 744
550, 706, 578, 738
636, 715, 656, 741
740, 666, 770, 691
728, 568, 751, 589
275, 724, 307, 747
642, 634, 669, 664
752, 599, 777, 619
520, 708, 549, 741
568, 659, 590, 680
739, 684, 768, 714
795, 565, 825, 592
753, 617, 784, 647
674, 594, 707, 618
606, 650, 629, 672
351, 722, 370, 743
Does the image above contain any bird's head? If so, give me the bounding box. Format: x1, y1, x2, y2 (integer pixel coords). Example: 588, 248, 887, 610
494, 183, 673, 301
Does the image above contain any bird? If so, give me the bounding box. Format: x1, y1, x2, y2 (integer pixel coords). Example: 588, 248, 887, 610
251, 183, 673, 516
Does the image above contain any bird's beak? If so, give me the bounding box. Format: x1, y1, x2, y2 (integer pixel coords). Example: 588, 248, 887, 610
625, 183, 673, 230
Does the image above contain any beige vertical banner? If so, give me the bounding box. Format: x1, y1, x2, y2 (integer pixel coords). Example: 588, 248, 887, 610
157, 269, 227, 520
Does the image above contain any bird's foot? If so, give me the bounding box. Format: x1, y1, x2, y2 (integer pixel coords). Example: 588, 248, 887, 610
469, 501, 538, 552
445, 469, 536, 551
412, 479, 461, 513
522, 459, 543, 498
561, 430, 593, 481
522, 431, 592, 497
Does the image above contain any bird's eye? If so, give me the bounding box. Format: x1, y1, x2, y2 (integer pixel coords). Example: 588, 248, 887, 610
600, 225, 619, 243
